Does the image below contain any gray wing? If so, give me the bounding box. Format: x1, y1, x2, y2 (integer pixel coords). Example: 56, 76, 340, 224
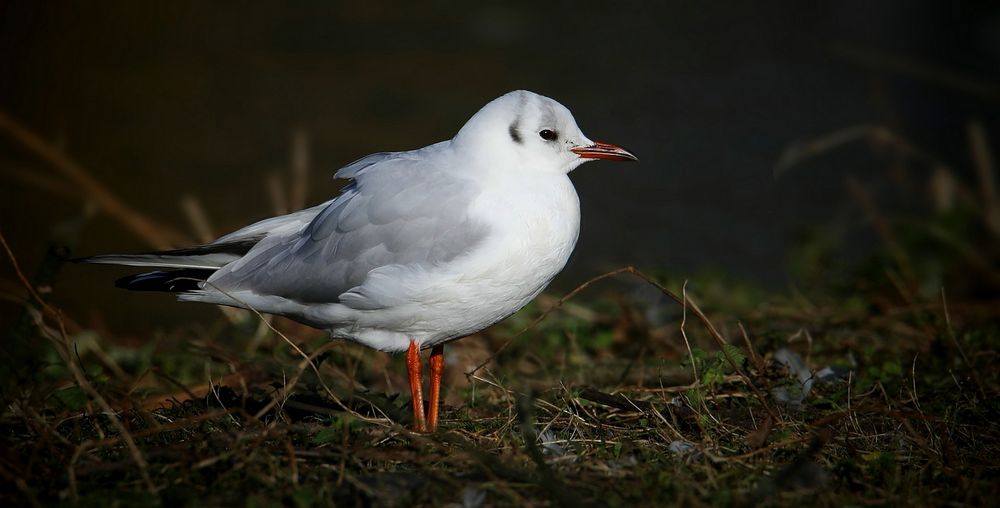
209, 146, 454, 245
212, 201, 331, 245
207, 148, 487, 308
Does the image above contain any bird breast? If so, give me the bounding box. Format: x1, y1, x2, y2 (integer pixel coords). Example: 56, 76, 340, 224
458, 172, 581, 308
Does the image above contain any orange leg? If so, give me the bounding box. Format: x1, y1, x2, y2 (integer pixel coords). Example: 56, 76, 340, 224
406, 339, 427, 432
427, 344, 445, 432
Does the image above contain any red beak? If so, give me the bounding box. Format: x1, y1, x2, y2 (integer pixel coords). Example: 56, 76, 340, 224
571, 141, 639, 162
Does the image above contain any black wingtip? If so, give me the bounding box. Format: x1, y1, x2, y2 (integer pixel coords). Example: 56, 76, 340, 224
114, 269, 213, 292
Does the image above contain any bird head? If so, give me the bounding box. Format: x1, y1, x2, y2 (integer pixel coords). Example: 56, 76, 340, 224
453, 90, 637, 174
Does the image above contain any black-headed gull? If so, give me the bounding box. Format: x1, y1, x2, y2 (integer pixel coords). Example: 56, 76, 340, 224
79, 90, 637, 431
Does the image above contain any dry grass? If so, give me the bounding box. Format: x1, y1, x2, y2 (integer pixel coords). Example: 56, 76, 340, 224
2, 240, 998, 506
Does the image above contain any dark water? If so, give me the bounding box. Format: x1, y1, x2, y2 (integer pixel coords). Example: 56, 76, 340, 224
1, 2, 998, 332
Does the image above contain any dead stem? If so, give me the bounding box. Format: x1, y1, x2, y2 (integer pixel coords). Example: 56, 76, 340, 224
466, 266, 779, 423
968, 120, 1000, 237
192, 279, 393, 427
831, 42, 1000, 104
941, 287, 986, 398
0, 231, 157, 494
179, 194, 215, 243
846, 176, 918, 292
0, 108, 189, 249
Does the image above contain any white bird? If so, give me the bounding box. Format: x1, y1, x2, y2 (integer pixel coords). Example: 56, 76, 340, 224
79, 90, 637, 431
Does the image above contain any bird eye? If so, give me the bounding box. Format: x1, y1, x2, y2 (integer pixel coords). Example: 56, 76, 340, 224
538, 129, 558, 141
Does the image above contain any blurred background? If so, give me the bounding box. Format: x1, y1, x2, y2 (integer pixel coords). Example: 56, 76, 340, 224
1, 1, 999, 334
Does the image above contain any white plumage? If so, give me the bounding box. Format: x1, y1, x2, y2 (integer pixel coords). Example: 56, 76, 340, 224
82, 90, 637, 353
81, 90, 637, 432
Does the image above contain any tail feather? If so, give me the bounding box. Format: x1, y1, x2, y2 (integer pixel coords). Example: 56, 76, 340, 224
76, 236, 263, 293
114, 268, 215, 292
73, 236, 262, 270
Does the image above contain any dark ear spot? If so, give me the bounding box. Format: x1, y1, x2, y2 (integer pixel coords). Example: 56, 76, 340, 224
509, 121, 522, 144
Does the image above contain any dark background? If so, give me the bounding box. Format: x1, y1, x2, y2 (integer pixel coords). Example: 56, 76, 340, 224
2, 1, 998, 333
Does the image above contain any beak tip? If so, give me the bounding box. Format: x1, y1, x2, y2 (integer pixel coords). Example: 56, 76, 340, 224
572, 141, 639, 162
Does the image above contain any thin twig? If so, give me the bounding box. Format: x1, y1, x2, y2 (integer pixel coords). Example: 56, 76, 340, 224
679, 280, 700, 384
0, 231, 157, 493
191, 279, 392, 426
467, 266, 780, 422
941, 287, 986, 398
618, 268, 780, 421
467, 267, 635, 378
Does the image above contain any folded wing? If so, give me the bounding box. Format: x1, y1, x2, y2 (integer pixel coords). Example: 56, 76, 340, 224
205, 149, 488, 309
